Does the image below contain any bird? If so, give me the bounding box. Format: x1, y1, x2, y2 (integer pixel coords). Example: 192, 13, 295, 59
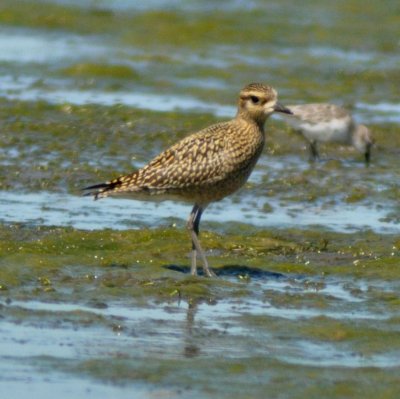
278, 103, 373, 165
84, 83, 292, 277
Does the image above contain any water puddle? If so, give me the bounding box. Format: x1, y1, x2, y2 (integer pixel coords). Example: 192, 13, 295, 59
0, 75, 235, 117
2, 74, 400, 123
356, 102, 400, 124
41, 0, 261, 12
0, 190, 398, 233
2, 273, 399, 375
0, 30, 109, 64
0, 358, 170, 399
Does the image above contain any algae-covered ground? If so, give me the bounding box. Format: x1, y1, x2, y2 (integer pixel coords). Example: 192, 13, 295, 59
0, 1, 400, 398
1, 223, 400, 398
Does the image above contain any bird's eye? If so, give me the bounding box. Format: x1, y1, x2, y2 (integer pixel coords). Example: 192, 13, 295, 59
250, 96, 259, 104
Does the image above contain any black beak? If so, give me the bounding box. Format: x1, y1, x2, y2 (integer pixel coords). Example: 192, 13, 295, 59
274, 102, 292, 114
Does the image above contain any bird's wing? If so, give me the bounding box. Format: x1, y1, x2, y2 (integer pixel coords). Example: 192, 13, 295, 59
286, 104, 350, 123
84, 122, 235, 198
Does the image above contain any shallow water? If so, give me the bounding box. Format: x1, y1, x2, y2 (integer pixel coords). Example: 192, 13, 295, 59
1, 0, 400, 398
0, 190, 398, 234
2, 271, 400, 398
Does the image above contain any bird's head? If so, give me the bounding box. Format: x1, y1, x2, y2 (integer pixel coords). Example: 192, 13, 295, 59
237, 83, 292, 126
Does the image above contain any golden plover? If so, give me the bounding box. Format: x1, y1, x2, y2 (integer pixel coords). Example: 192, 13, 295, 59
84, 83, 292, 277
279, 103, 373, 165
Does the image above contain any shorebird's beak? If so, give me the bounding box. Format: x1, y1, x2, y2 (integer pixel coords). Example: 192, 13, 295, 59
274, 102, 292, 114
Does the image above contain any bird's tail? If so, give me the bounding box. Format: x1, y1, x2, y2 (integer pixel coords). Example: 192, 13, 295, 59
83, 171, 140, 199
83, 181, 120, 200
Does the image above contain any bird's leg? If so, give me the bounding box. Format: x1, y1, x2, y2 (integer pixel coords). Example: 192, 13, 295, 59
364, 143, 372, 166
187, 206, 198, 275
190, 242, 197, 276
309, 141, 319, 162
187, 204, 215, 277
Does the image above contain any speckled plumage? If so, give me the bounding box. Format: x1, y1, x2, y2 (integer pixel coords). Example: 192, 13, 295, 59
90, 119, 264, 204
84, 83, 291, 277
280, 103, 373, 164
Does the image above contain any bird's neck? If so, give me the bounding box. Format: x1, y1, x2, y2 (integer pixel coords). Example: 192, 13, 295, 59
235, 110, 267, 131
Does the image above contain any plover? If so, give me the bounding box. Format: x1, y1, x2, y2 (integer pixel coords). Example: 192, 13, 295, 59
279, 103, 373, 165
84, 83, 291, 277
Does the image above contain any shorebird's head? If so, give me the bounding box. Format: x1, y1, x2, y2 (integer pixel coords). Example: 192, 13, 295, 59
352, 124, 374, 165
237, 83, 292, 125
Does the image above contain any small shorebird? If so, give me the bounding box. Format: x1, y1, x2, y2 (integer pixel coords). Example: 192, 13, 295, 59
279, 103, 373, 165
84, 83, 291, 277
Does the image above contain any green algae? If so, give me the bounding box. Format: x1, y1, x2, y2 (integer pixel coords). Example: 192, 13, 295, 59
1, 0, 398, 54
62, 63, 139, 79
1, 184, 399, 397
1, 223, 398, 303
0, 0, 399, 112
27, 349, 400, 399
0, 1, 115, 34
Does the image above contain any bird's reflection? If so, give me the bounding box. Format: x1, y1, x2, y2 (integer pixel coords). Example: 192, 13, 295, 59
183, 298, 201, 358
